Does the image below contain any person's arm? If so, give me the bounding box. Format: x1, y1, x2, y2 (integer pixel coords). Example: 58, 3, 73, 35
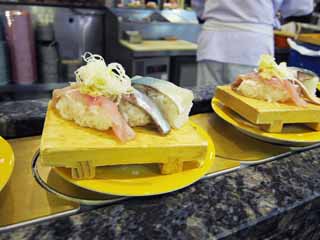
279, 0, 314, 18
191, 0, 205, 23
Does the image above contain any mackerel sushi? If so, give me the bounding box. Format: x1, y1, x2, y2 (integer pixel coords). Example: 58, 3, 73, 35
51, 53, 193, 142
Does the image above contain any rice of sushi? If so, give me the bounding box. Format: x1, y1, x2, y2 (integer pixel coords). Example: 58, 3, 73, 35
237, 79, 290, 103
56, 94, 152, 130
55, 95, 113, 130
119, 101, 151, 127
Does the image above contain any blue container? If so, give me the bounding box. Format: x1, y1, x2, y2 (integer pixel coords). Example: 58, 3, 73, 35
288, 42, 320, 76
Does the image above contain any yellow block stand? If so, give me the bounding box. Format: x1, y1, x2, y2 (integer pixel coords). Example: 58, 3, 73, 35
40, 104, 208, 179
216, 86, 320, 133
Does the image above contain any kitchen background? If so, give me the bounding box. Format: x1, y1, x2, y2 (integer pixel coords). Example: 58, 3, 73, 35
0, 0, 319, 101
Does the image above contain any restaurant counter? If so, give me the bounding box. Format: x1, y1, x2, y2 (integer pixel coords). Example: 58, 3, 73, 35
1, 85, 320, 240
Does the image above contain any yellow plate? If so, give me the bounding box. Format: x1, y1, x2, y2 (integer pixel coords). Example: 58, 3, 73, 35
0, 137, 14, 192
207, 156, 240, 175
190, 113, 289, 162
212, 98, 320, 146
53, 122, 215, 197
1, 137, 78, 228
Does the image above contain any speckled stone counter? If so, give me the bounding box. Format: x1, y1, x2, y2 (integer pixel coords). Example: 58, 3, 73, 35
0, 85, 215, 138
1, 85, 320, 239
0, 99, 48, 138
1, 147, 320, 240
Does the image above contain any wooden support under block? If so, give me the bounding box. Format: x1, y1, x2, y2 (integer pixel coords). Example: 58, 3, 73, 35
261, 121, 284, 133
160, 160, 184, 175
70, 159, 201, 179
71, 161, 96, 179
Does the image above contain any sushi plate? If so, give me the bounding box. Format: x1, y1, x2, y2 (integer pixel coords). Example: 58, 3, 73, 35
53, 122, 215, 197
32, 150, 127, 206
204, 156, 240, 178
212, 98, 320, 147
190, 113, 290, 162
0, 137, 14, 192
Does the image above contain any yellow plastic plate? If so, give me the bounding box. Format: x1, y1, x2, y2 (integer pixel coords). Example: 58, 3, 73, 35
212, 98, 320, 146
53, 122, 215, 197
207, 156, 240, 175
190, 113, 289, 162
0, 137, 14, 192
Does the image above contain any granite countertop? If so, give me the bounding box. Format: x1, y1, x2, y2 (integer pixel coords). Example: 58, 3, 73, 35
0, 99, 48, 138
1, 148, 320, 239
1, 85, 320, 239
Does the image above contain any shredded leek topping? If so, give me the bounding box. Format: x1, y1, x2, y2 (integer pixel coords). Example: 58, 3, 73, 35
74, 52, 133, 102
258, 54, 289, 80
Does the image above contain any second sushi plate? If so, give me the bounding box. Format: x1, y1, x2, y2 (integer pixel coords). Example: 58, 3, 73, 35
212, 98, 320, 146
53, 121, 215, 197
0, 137, 14, 192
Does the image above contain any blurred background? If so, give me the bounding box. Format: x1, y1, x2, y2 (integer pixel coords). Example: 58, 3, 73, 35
0, 0, 319, 101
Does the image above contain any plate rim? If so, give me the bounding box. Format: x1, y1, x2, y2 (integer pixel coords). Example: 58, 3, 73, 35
0, 137, 15, 192
31, 150, 128, 205
211, 98, 320, 146
53, 121, 215, 197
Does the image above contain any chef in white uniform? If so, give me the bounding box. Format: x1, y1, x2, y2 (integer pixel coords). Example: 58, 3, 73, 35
192, 0, 314, 88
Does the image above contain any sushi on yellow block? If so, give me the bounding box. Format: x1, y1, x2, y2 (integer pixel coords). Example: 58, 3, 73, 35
40, 104, 208, 179
216, 85, 320, 132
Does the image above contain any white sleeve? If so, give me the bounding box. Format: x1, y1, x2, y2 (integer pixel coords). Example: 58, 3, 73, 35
280, 0, 314, 18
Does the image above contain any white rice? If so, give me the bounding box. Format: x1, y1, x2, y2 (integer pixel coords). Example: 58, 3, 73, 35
55, 95, 113, 130
237, 79, 289, 103
118, 101, 151, 127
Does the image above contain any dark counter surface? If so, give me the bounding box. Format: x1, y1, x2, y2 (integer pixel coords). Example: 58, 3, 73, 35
1, 84, 320, 239
1, 148, 320, 240
0, 99, 48, 138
